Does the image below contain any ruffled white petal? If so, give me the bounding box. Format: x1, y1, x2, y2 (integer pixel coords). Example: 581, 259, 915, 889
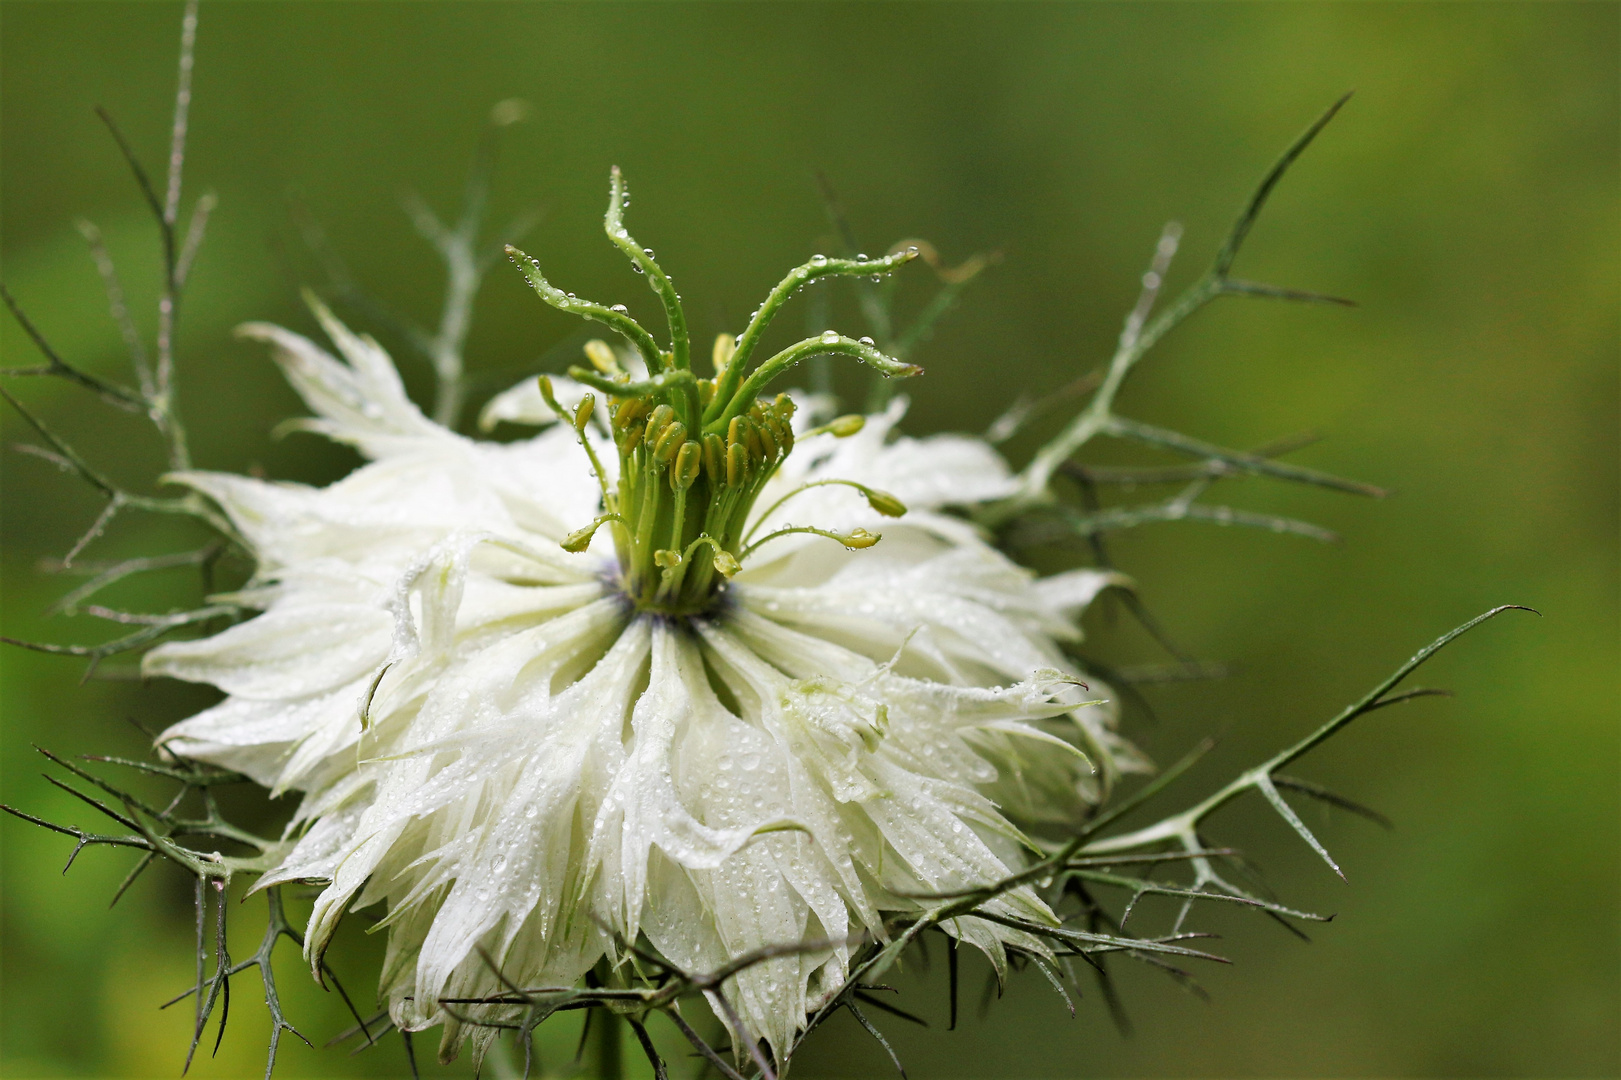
237, 312, 445, 458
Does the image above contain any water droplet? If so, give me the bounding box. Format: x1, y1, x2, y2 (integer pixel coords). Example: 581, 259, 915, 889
820, 330, 840, 344
741, 752, 762, 772
492, 854, 508, 873
643, 248, 655, 258
856, 253, 869, 261
611, 304, 629, 314
524, 804, 539, 818
632, 264, 644, 274
566, 292, 577, 300
858, 336, 876, 347
810, 254, 828, 266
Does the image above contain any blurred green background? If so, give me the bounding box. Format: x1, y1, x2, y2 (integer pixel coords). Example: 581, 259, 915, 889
2, 3, 1615, 1078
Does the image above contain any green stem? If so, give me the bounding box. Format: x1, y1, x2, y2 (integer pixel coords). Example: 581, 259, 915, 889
596, 1009, 624, 1080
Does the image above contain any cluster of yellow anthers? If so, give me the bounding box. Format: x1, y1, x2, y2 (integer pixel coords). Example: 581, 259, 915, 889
543, 332, 907, 616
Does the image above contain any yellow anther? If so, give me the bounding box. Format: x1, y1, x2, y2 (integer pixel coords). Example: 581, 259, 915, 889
613, 398, 648, 430
654, 421, 686, 464
711, 333, 736, 377
561, 517, 613, 553
801, 413, 866, 439
583, 339, 622, 376
712, 549, 741, 578
764, 412, 794, 457
703, 433, 725, 484
653, 549, 683, 569
672, 442, 702, 489
698, 379, 716, 408
645, 405, 674, 446
727, 414, 746, 450
726, 441, 750, 487
863, 488, 907, 517
536, 374, 563, 417
841, 528, 881, 549
573, 395, 595, 433
757, 416, 779, 461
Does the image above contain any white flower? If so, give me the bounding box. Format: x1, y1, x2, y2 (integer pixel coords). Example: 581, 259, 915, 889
145, 291, 1141, 1062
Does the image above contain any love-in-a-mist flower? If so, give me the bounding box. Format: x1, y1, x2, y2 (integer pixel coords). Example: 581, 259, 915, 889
145, 171, 1144, 1063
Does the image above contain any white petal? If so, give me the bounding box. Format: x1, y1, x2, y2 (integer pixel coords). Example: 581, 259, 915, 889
144, 603, 391, 699
1038, 567, 1132, 620
589, 624, 784, 944
238, 316, 445, 458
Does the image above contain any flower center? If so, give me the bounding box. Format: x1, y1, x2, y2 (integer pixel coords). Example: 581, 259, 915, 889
508, 166, 924, 616
550, 345, 803, 613
545, 348, 899, 616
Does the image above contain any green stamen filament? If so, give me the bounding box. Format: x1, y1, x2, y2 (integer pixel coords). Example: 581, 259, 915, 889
746, 479, 908, 544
